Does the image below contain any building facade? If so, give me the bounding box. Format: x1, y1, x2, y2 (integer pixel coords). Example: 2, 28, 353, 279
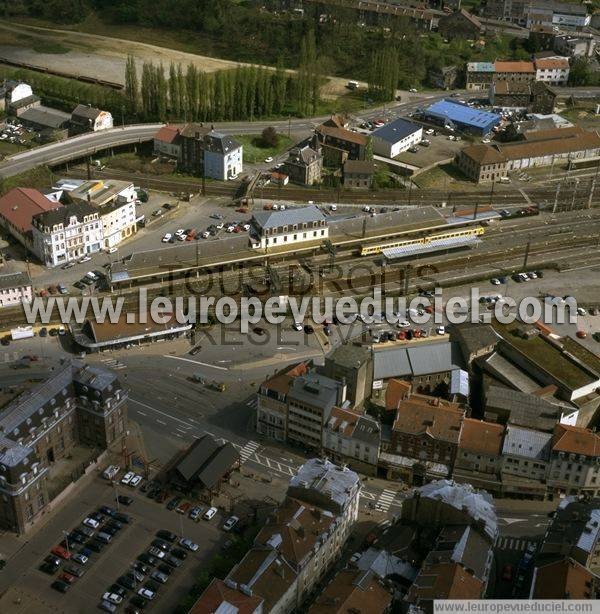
0, 363, 127, 534
438, 9, 483, 40
0, 272, 32, 308
250, 205, 329, 250
283, 145, 323, 185
343, 160, 375, 189
31, 203, 103, 267
70, 104, 113, 135
372, 118, 423, 158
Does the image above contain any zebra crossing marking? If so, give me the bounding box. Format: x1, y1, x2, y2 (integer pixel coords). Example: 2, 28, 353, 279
375, 488, 396, 512
100, 358, 127, 370
239, 440, 260, 463
496, 536, 536, 552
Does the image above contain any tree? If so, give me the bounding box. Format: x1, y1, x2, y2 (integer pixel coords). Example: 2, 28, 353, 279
124, 55, 139, 115
261, 126, 279, 148
169, 62, 180, 117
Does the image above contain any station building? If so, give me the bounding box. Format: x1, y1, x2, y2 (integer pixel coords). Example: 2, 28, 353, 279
250, 205, 329, 250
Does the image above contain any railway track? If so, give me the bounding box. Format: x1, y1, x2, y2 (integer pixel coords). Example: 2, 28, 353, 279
1, 229, 597, 330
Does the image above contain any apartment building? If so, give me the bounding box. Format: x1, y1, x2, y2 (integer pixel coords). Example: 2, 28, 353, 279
547, 424, 600, 498
287, 373, 344, 451
31, 202, 103, 267
0, 272, 32, 308
0, 362, 127, 534
534, 57, 570, 86
483, 0, 590, 27
539, 497, 600, 572
323, 406, 381, 476
531, 558, 600, 599
256, 363, 308, 441
316, 119, 369, 166
501, 425, 552, 499
454, 418, 504, 494
282, 145, 323, 186
319, 344, 373, 408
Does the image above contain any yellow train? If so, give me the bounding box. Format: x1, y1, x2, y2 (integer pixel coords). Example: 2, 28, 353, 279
360, 226, 485, 256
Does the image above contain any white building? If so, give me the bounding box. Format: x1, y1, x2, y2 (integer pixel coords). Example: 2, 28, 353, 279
70, 104, 114, 134
250, 205, 328, 250
31, 203, 103, 267
534, 57, 570, 86
5, 82, 33, 106
371, 118, 423, 158
203, 132, 243, 181
0, 272, 32, 308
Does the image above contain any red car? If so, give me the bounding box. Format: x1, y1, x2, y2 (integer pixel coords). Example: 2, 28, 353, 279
59, 572, 76, 584
413, 329, 422, 339
51, 545, 71, 560
176, 501, 192, 515
576, 331, 587, 339
502, 564, 513, 581
397, 331, 406, 341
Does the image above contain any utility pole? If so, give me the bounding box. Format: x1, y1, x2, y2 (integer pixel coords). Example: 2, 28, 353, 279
473, 201, 479, 221
523, 237, 531, 270
407, 180, 413, 205
588, 178, 596, 210
288, 116, 291, 139
571, 179, 579, 211
489, 180, 495, 208
552, 182, 560, 215
86, 157, 92, 180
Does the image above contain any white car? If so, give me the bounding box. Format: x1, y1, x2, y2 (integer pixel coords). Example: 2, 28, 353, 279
176, 233, 186, 241
226, 225, 235, 233
121, 471, 134, 485
148, 547, 166, 559
243, 224, 250, 231
102, 465, 120, 480
201, 231, 210, 239
280, 204, 286, 211
216, 222, 224, 230
264, 156, 274, 163
203, 506, 218, 521
180, 537, 199, 551
482, 138, 491, 144
396, 320, 410, 328
73, 553, 88, 565
577, 307, 587, 316
79, 255, 92, 263
362, 206, 371, 212
409, 88, 418, 93
130, 474, 143, 488
162, 233, 172, 243
490, 278, 501, 285
83, 517, 100, 529
223, 516, 239, 532
425, 129, 434, 135
107, 247, 118, 254
292, 322, 303, 331
103, 592, 123, 605
435, 325, 446, 335
138, 588, 155, 601
175, 229, 185, 236
330, 204, 337, 211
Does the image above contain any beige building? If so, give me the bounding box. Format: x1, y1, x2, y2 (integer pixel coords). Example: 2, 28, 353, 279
456, 127, 600, 183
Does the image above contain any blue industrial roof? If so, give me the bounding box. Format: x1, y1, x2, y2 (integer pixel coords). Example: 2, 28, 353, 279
372, 118, 421, 143
424, 100, 501, 130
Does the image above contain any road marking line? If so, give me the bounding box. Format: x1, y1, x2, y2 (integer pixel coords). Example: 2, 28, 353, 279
156, 419, 167, 425
136, 410, 147, 416
162, 355, 228, 370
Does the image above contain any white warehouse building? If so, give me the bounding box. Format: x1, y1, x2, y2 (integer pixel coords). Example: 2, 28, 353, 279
372, 118, 423, 158
250, 205, 329, 250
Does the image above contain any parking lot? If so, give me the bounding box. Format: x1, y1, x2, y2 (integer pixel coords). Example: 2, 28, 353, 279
0, 471, 230, 613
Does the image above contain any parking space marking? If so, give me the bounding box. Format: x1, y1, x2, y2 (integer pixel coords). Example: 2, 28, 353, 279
162, 355, 228, 370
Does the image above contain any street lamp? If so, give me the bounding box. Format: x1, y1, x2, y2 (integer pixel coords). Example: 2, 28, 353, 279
112, 481, 120, 511
62, 529, 70, 556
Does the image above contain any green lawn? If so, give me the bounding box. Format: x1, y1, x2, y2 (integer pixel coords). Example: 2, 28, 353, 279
235, 134, 294, 164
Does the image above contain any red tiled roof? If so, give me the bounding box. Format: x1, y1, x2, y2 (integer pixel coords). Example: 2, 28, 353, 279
190, 578, 263, 614
552, 424, 600, 457
535, 58, 569, 70
385, 379, 412, 411
494, 61, 535, 73
154, 125, 181, 144
0, 188, 60, 234
327, 406, 363, 436
409, 561, 484, 602
533, 558, 599, 599
459, 418, 504, 456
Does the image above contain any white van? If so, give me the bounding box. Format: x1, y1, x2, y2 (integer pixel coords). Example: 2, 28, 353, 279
102, 465, 120, 480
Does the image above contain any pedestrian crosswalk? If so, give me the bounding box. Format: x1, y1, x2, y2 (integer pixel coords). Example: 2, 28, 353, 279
246, 398, 257, 408
375, 488, 396, 512
496, 536, 536, 552
100, 358, 127, 370
239, 440, 260, 464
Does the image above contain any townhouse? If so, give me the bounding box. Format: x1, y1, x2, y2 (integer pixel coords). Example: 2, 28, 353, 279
191, 458, 361, 613
0, 272, 32, 308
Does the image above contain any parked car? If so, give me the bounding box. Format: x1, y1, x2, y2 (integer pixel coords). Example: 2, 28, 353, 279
166, 497, 181, 511
83, 517, 100, 529
189, 506, 203, 521
121, 471, 135, 486
156, 529, 177, 542
222, 516, 240, 532
103, 592, 124, 605
180, 537, 199, 551
118, 495, 134, 506
64, 564, 86, 578
51, 545, 72, 560
203, 506, 218, 521
51, 580, 70, 593
176, 501, 192, 515
137, 588, 155, 601
72, 553, 88, 565
151, 570, 169, 584
137, 553, 158, 567
130, 475, 143, 488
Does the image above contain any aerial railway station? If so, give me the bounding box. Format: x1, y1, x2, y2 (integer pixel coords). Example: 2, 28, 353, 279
109, 205, 495, 290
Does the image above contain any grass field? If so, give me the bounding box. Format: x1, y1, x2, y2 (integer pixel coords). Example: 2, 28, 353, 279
235, 134, 294, 164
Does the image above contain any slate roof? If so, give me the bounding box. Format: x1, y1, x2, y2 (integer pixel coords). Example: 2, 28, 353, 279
33, 201, 96, 228
19, 105, 70, 129
502, 425, 552, 460
374, 341, 463, 380
0, 271, 31, 290
71, 104, 103, 122
372, 118, 422, 144
252, 205, 325, 231
173, 435, 239, 489
204, 132, 242, 155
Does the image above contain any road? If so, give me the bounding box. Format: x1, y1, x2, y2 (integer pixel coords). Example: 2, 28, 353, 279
0, 92, 451, 179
